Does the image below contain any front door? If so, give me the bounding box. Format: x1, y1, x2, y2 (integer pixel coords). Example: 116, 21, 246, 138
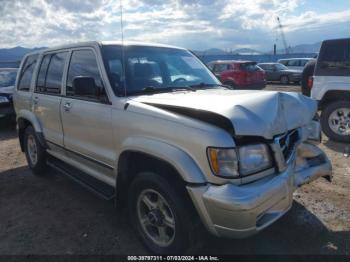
60, 49, 115, 179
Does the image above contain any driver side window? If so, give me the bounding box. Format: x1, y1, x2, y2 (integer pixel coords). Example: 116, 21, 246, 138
66, 49, 106, 101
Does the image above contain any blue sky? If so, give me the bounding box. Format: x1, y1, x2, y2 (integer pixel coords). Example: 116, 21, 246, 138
0, 0, 349, 51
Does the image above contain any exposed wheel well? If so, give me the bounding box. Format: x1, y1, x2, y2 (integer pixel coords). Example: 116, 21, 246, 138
319, 90, 350, 110
116, 151, 187, 209
17, 118, 32, 152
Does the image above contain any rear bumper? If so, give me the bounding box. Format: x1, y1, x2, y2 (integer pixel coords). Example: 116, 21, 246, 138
187, 143, 332, 238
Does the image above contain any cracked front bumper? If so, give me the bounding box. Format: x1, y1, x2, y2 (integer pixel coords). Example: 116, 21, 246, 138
187, 142, 332, 238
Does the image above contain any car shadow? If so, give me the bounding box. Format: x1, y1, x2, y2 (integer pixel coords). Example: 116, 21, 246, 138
0, 165, 349, 255
197, 201, 350, 254
323, 139, 350, 153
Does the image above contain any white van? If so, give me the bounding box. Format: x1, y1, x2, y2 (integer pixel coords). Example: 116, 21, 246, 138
278, 58, 312, 71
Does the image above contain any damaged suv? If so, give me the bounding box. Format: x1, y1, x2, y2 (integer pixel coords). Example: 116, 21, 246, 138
14, 41, 332, 254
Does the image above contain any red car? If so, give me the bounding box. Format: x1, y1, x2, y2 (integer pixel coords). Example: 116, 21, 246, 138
207, 60, 266, 89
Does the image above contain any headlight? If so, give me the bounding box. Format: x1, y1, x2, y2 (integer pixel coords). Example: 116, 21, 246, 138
207, 144, 273, 178
238, 144, 272, 176
0, 96, 9, 103
207, 148, 239, 178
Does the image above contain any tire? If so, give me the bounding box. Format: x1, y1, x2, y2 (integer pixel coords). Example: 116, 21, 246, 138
280, 75, 289, 85
321, 100, 350, 143
24, 126, 47, 175
128, 172, 198, 254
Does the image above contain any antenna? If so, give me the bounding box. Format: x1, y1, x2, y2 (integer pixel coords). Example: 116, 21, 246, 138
119, 0, 127, 97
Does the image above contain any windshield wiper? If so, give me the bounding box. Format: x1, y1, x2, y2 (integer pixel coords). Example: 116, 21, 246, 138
127, 86, 195, 96
127, 86, 172, 96
167, 86, 196, 92
189, 83, 230, 89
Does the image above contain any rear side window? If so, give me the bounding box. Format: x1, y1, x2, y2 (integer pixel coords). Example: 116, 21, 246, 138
66, 49, 105, 100
316, 40, 350, 76
213, 64, 231, 73
240, 63, 260, 72
300, 60, 309, 66
17, 55, 38, 91
279, 60, 287, 66
36, 52, 68, 94
286, 60, 299, 67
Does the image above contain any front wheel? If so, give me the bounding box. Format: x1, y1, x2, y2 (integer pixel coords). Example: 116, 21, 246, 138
321, 100, 350, 142
128, 172, 197, 254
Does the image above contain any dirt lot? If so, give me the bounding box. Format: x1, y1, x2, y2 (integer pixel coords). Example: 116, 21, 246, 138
0, 84, 349, 255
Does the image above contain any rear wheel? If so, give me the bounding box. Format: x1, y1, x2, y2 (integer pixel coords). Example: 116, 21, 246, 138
24, 126, 47, 175
321, 100, 350, 142
280, 75, 289, 85
128, 172, 198, 254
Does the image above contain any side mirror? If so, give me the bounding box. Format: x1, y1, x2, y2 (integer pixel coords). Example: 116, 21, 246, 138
72, 76, 99, 97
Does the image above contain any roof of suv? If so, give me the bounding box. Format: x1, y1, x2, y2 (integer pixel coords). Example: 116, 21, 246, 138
23, 41, 186, 57
278, 58, 311, 61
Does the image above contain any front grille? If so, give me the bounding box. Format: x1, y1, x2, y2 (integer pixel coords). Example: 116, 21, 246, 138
275, 129, 299, 161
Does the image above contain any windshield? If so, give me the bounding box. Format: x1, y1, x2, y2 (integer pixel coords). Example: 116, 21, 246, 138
275, 63, 288, 71
102, 45, 221, 96
0, 70, 17, 88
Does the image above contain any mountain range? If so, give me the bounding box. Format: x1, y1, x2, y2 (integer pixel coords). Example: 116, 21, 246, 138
0, 42, 321, 63
0, 46, 46, 62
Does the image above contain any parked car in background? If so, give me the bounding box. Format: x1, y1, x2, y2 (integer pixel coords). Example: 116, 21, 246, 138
257, 63, 301, 84
301, 59, 316, 96
311, 38, 350, 142
0, 68, 18, 119
13, 41, 331, 254
278, 58, 312, 71
207, 60, 266, 89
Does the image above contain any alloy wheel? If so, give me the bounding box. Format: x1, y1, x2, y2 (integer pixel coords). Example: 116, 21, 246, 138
137, 189, 176, 247
328, 107, 350, 136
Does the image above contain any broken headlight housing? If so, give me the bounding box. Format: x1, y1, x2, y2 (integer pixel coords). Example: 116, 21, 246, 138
304, 114, 322, 143
207, 144, 272, 178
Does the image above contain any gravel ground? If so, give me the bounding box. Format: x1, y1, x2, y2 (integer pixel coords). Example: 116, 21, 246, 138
0, 84, 349, 255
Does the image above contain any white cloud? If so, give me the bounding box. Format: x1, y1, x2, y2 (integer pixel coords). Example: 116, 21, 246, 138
0, 0, 349, 50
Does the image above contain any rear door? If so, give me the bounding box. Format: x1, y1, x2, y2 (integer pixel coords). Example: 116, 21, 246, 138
33, 51, 68, 146
60, 48, 115, 178
260, 64, 274, 81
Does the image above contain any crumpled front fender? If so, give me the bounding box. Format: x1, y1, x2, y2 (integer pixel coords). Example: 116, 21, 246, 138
294, 143, 332, 186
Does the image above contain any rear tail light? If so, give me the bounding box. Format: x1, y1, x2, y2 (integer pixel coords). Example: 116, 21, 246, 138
307, 76, 314, 89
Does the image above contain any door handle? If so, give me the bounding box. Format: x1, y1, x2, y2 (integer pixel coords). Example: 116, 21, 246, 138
63, 102, 71, 112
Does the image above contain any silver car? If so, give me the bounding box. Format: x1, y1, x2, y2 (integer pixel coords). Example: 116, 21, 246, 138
13, 41, 332, 254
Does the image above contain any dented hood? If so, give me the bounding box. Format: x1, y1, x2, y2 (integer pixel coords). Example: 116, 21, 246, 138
132, 89, 317, 139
